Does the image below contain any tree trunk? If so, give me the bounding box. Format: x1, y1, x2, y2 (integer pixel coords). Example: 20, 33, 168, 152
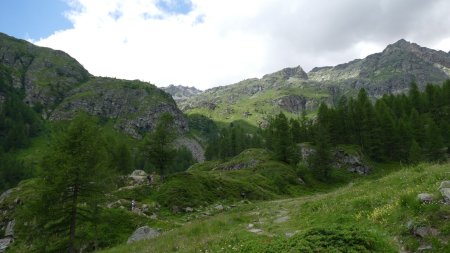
68, 185, 78, 253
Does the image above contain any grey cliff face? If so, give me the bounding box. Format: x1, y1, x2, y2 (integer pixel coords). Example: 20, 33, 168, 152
50, 78, 188, 138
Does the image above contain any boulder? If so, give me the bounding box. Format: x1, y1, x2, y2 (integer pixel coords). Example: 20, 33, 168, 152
334, 148, 371, 175
439, 181, 450, 190
440, 188, 450, 204
214, 204, 224, 211
128, 170, 148, 185
0, 189, 13, 204
413, 226, 439, 238
4, 220, 14, 237
127, 226, 160, 244
131, 170, 147, 177
417, 193, 433, 204
0, 238, 13, 253
274, 216, 289, 223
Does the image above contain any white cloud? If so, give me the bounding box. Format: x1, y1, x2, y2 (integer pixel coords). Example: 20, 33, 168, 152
35, 0, 450, 90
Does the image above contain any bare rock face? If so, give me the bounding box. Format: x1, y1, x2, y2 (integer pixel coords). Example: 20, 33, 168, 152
299, 145, 371, 175
334, 148, 371, 175
50, 77, 188, 138
162, 85, 203, 105
0, 238, 13, 253
127, 226, 160, 244
276, 95, 308, 113
4, 220, 14, 238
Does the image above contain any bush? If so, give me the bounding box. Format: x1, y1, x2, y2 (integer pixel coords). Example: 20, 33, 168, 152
240, 226, 396, 253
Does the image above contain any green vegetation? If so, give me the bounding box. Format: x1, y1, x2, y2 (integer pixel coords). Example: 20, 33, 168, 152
0, 70, 42, 191
141, 113, 177, 177
17, 114, 114, 253
100, 163, 450, 253
315, 82, 450, 163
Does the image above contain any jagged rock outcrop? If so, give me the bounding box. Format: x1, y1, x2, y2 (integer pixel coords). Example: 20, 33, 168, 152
263, 66, 309, 81
50, 77, 188, 138
333, 148, 371, 175
162, 85, 202, 105
0, 32, 90, 111
309, 39, 450, 97
299, 145, 371, 175
127, 226, 160, 244
276, 95, 307, 113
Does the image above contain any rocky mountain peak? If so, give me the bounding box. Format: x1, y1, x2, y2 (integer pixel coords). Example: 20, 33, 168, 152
383, 39, 418, 53
162, 84, 203, 104
263, 65, 308, 80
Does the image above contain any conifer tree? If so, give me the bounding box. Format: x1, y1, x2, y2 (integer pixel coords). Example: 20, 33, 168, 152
33, 113, 110, 253
271, 113, 297, 164
310, 126, 332, 181
408, 139, 422, 164
424, 117, 446, 162
142, 113, 177, 177
290, 118, 302, 144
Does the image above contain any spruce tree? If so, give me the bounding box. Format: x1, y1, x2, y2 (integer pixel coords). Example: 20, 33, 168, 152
424, 117, 446, 162
408, 139, 422, 164
142, 113, 177, 177
272, 113, 296, 164
310, 126, 332, 181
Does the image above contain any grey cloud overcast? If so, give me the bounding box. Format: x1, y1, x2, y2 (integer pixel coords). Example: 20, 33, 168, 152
36, 0, 450, 90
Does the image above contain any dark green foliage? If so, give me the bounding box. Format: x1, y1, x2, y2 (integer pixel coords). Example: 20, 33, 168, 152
0, 73, 42, 191
142, 113, 177, 176
308, 81, 449, 163
424, 117, 446, 161
0, 152, 30, 191
107, 139, 133, 175
170, 146, 196, 173
205, 122, 263, 160
408, 139, 422, 164
20, 113, 113, 253
188, 114, 219, 141
310, 126, 332, 181
265, 113, 299, 164
0, 75, 42, 152
240, 226, 395, 253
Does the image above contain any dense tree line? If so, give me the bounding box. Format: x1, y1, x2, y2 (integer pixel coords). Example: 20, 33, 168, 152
261, 81, 449, 181
205, 123, 263, 160
316, 81, 449, 163
0, 73, 42, 191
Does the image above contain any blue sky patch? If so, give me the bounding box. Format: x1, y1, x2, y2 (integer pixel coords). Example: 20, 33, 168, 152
156, 0, 193, 15
0, 0, 72, 40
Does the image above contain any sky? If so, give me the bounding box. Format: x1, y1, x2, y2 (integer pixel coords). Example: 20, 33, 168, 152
1, 0, 450, 90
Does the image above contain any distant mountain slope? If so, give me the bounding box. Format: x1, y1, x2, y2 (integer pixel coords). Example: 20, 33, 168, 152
180, 39, 450, 125
51, 77, 188, 138
0, 33, 90, 111
309, 39, 450, 96
162, 84, 202, 104
0, 32, 187, 136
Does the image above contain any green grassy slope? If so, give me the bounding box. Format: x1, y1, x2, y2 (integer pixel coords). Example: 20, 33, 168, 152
100, 162, 450, 253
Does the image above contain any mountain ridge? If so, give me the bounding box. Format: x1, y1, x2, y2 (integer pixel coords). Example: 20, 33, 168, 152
178, 39, 450, 124
0, 32, 188, 137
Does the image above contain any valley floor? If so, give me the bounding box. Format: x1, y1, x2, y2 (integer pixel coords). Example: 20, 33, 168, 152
100, 162, 450, 253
